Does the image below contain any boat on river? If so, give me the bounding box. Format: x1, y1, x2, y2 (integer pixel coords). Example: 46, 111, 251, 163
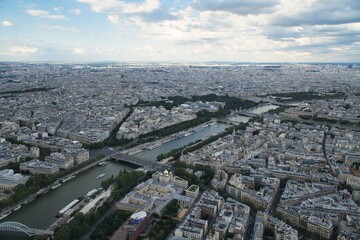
51, 182, 62, 190
184, 132, 193, 137
0, 211, 12, 220
12, 204, 22, 211
61, 175, 76, 183
57, 199, 80, 217
98, 161, 109, 166
36, 188, 48, 196
145, 142, 161, 150
96, 173, 106, 179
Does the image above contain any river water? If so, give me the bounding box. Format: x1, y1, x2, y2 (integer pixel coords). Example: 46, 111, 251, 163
0, 104, 277, 237
0, 123, 230, 234
2, 162, 134, 229
135, 123, 231, 160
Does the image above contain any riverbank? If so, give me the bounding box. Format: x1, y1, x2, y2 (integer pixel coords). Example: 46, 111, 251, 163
0, 155, 110, 217
1, 160, 135, 229
0, 103, 277, 231
121, 120, 219, 156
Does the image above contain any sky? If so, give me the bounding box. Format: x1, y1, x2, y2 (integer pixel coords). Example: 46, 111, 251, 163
0, 0, 360, 62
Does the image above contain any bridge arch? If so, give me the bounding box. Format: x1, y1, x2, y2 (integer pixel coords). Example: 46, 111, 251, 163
0, 221, 41, 236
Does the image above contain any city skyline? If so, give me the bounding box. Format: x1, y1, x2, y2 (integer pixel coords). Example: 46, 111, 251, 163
1, 0, 360, 62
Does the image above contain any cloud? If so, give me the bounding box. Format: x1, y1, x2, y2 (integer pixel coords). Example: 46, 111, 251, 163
272, 0, 360, 26
1, 20, 13, 27
263, 23, 360, 49
26, 9, 67, 20
193, 0, 280, 15
129, 9, 241, 44
132, 44, 161, 53
108, 15, 120, 24
54, 6, 63, 12
38, 25, 82, 33
94, 47, 117, 55
3, 0, 359, 62
192, 44, 212, 54
78, 0, 160, 14
8, 46, 38, 55
136, 8, 180, 22
69, 8, 82, 15
73, 48, 86, 54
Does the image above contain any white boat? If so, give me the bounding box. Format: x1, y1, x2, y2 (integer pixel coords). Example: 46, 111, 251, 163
37, 188, 46, 196
12, 204, 22, 211
57, 199, 80, 217
62, 175, 76, 183
145, 142, 161, 150
184, 132, 193, 137
96, 173, 106, 179
98, 161, 109, 166
195, 127, 204, 132
0, 211, 12, 220
23, 197, 35, 205
37, 187, 51, 195
85, 189, 98, 198
51, 182, 62, 190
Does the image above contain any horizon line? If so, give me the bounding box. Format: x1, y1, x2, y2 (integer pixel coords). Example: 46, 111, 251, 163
0, 60, 359, 64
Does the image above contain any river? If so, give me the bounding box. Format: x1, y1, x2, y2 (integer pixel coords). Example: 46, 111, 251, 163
2, 162, 134, 230
0, 123, 230, 235
135, 123, 231, 160
248, 104, 279, 114
0, 104, 278, 237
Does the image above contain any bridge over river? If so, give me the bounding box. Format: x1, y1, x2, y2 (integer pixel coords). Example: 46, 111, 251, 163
0, 221, 53, 237
110, 153, 167, 172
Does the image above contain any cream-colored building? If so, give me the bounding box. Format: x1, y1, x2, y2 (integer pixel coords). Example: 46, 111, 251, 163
346, 176, 360, 190
0, 169, 29, 190
45, 152, 74, 169
117, 170, 192, 216
186, 185, 200, 198
20, 160, 59, 175
307, 215, 333, 239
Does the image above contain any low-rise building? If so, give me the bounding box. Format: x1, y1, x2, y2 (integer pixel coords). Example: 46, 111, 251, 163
110, 210, 153, 240
307, 215, 333, 239
117, 171, 192, 216
20, 160, 59, 175
45, 152, 74, 169
0, 169, 29, 190
152, 170, 188, 189
346, 176, 360, 190
253, 212, 265, 240
338, 215, 360, 240
175, 207, 208, 240
211, 170, 228, 190
64, 148, 89, 164
174, 191, 224, 240
186, 185, 200, 198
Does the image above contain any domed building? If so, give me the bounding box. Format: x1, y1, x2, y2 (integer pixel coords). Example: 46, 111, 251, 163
0, 169, 29, 190
110, 210, 153, 240
152, 169, 189, 189
128, 210, 147, 225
